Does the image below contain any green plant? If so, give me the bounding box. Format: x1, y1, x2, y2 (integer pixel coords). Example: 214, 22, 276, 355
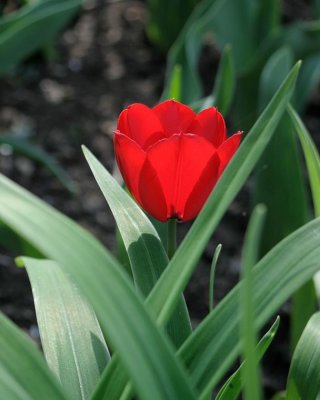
1, 62, 320, 399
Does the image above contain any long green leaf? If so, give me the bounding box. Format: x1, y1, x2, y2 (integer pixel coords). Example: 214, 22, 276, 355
0, 135, 76, 194
0, 313, 68, 400
288, 105, 320, 303
180, 217, 320, 399
93, 61, 301, 400
0, 174, 196, 400
212, 44, 235, 115
288, 105, 320, 217
216, 317, 280, 400
18, 257, 109, 400
286, 313, 320, 399
0, 0, 81, 75
240, 205, 266, 400
83, 147, 191, 347
255, 48, 314, 350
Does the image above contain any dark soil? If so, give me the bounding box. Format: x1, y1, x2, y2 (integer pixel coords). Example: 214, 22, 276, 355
0, 0, 319, 398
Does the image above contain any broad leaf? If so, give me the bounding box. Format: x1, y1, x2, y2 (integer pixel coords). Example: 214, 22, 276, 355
83, 147, 191, 347
286, 313, 320, 399
0, 175, 196, 400
0, 0, 81, 75
0, 313, 68, 400
19, 257, 109, 400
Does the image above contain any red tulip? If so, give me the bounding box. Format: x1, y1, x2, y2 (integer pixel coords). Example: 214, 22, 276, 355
114, 99, 241, 222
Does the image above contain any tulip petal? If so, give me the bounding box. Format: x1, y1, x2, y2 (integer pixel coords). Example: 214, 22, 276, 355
183, 153, 220, 221
217, 132, 242, 175
114, 132, 146, 203
140, 133, 217, 221
153, 100, 196, 136
117, 108, 129, 135
138, 161, 169, 222
187, 107, 227, 147
119, 104, 165, 148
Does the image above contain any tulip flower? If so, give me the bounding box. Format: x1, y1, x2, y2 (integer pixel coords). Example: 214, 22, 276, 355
114, 99, 241, 222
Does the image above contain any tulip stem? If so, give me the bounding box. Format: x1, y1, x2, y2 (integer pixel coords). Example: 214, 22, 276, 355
167, 219, 177, 259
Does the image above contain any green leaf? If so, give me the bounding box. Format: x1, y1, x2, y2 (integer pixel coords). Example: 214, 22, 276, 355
240, 205, 266, 400
0, 174, 197, 400
281, 20, 320, 60
293, 54, 320, 112
286, 313, 320, 399
209, 244, 222, 312
288, 105, 320, 218
166, 64, 182, 101
288, 105, 320, 303
93, 61, 301, 400
216, 317, 280, 400
0, 0, 81, 75
18, 257, 109, 400
0, 312, 68, 400
0, 135, 76, 194
255, 48, 313, 350
83, 146, 191, 348
212, 45, 235, 115
180, 217, 320, 399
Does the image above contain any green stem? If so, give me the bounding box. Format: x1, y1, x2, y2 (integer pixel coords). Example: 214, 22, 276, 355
167, 219, 177, 259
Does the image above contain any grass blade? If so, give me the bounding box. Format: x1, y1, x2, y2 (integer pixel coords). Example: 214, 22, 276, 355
216, 317, 280, 400
240, 205, 266, 400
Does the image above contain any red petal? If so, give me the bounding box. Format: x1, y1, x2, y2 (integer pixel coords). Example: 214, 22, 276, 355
138, 160, 168, 222
183, 153, 220, 221
217, 132, 242, 176
117, 109, 129, 135
114, 132, 146, 204
152, 100, 196, 136
187, 107, 226, 147
119, 103, 165, 148
140, 133, 217, 221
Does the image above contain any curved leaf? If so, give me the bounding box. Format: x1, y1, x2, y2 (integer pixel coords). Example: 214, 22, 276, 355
0, 313, 68, 400
19, 258, 109, 400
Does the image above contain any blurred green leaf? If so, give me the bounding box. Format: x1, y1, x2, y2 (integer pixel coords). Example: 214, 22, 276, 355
0, 0, 81, 75
286, 313, 320, 399
146, 0, 198, 52
0, 174, 197, 400
166, 64, 182, 101
19, 257, 109, 400
293, 53, 320, 112
216, 317, 280, 400
212, 45, 235, 115
0, 135, 76, 194
83, 146, 191, 348
281, 20, 320, 60
240, 205, 266, 400
0, 313, 69, 400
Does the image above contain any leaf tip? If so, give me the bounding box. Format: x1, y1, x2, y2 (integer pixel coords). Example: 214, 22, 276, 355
15, 257, 25, 268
